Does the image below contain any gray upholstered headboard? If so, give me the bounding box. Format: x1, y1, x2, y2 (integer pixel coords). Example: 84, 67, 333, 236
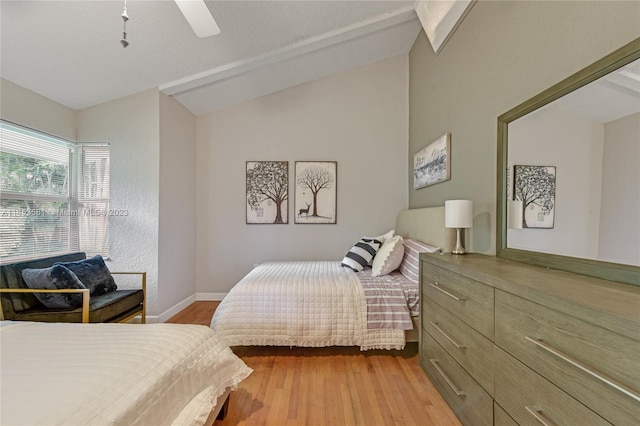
395, 207, 456, 254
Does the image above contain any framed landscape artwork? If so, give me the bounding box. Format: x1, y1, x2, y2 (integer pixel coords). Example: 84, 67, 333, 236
513, 165, 556, 229
246, 161, 288, 224
294, 161, 337, 224
414, 133, 451, 189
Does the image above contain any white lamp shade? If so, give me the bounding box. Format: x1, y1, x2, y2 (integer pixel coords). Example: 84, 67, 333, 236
445, 200, 473, 228
507, 200, 524, 229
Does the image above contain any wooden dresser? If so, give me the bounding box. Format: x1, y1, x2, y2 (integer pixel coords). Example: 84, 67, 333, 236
419, 253, 639, 426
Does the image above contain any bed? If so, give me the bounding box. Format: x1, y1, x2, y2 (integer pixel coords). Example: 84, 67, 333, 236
0, 321, 252, 426
211, 207, 455, 350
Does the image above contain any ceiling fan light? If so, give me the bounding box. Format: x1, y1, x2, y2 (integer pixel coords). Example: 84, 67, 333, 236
174, 0, 221, 38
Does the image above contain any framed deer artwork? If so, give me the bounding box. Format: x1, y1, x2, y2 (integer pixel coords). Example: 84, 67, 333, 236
294, 161, 337, 224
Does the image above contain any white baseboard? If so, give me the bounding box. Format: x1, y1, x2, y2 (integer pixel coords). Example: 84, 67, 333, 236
157, 294, 197, 323
196, 292, 227, 301
126, 315, 158, 324
138, 293, 227, 324
143, 315, 160, 324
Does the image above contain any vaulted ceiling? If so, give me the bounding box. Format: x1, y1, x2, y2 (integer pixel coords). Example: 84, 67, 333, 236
1, 1, 421, 116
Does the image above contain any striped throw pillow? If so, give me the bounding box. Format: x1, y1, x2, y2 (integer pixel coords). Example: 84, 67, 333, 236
398, 239, 441, 282
341, 238, 382, 272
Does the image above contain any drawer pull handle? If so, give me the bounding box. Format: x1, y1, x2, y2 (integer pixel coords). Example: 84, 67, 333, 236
429, 282, 465, 301
430, 322, 466, 349
525, 336, 640, 403
429, 359, 466, 397
525, 405, 557, 426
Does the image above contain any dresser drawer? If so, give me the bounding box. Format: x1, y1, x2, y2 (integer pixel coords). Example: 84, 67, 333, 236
494, 347, 609, 426
422, 263, 494, 339
421, 331, 493, 426
495, 290, 640, 425
494, 402, 518, 426
422, 296, 494, 395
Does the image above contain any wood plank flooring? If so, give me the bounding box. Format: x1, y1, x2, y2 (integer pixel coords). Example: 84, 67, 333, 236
167, 302, 460, 426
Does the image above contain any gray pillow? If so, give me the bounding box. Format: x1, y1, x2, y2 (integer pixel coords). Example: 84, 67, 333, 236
54, 255, 117, 296
22, 265, 87, 309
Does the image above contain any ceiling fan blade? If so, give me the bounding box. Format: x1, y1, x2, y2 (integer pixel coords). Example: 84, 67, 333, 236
174, 0, 221, 38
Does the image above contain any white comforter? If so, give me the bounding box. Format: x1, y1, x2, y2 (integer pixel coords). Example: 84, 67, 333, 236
0, 321, 252, 426
210, 261, 405, 350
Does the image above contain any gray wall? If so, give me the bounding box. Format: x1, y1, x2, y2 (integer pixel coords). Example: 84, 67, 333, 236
600, 112, 640, 265
409, 0, 640, 255
159, 93, 197, 317
76, 90, 162, 317
195, 56, 409, 295
0, 78, 75, 140
508, 105, 603, 259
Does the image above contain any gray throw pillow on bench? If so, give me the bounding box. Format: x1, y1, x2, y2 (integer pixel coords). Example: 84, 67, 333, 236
54, 255, 117, 296
22, 265, 86, 309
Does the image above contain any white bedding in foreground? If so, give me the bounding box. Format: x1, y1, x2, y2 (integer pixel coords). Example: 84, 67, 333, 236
210, 261, 405, 350
0, 321, 252, 426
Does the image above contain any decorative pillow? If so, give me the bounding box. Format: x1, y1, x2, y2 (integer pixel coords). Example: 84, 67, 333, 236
363, 230, 395, 265
54, 255, 117, 296
22, 265, 86, 309
341, 238, 382, 272
372, 235, 405, 276
371, 229, 395, 244
399, 239, 441, 282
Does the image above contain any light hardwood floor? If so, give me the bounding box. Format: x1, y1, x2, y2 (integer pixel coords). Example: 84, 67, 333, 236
167, 301, 461, 426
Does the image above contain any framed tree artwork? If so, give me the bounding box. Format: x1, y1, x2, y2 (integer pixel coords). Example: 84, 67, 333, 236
513, 165, 556, 229
246, 161, 288, 224
295, 161, 337, 224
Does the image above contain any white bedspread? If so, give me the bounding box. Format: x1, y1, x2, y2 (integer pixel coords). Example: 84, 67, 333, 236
210, 261, 405, 350
0, 321, 252, 426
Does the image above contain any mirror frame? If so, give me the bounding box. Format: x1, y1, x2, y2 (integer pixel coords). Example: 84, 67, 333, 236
497, 37, 640, 286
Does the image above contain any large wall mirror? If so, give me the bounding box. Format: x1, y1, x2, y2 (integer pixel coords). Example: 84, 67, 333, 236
497, 37, 640, 286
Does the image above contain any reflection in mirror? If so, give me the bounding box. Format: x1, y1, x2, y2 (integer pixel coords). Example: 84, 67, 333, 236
497, 37, 640, 285
507, 58, 640, 267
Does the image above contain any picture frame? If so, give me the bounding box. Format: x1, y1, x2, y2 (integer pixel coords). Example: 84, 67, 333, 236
413, 133, 451, 189
246, 161, 288, 224
513, 165, 556, 229
294, 161, 337, 224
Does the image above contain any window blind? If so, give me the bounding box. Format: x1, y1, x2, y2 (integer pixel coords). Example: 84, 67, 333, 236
76, 144, 110, 258
0, 121, 110, 262
0, 123, 73, 164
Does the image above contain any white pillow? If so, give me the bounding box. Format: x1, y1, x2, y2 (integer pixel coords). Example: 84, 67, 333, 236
366, 229, 395, 245
376, 229, 395, 244
372, 235, 404, 276
363, 230, 395, 265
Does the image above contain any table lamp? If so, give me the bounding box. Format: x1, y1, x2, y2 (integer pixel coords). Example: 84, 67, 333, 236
445, 200, 473, 255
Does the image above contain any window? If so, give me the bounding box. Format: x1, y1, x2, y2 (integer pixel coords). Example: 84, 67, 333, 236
0, 121, 110, 262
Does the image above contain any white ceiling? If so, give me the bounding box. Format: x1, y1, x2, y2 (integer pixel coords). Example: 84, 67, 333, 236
1, 0, 421, 116
556, 58, 640, 124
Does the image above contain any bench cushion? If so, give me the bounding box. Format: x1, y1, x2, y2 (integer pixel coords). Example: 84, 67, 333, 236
14, 289, 144, 323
